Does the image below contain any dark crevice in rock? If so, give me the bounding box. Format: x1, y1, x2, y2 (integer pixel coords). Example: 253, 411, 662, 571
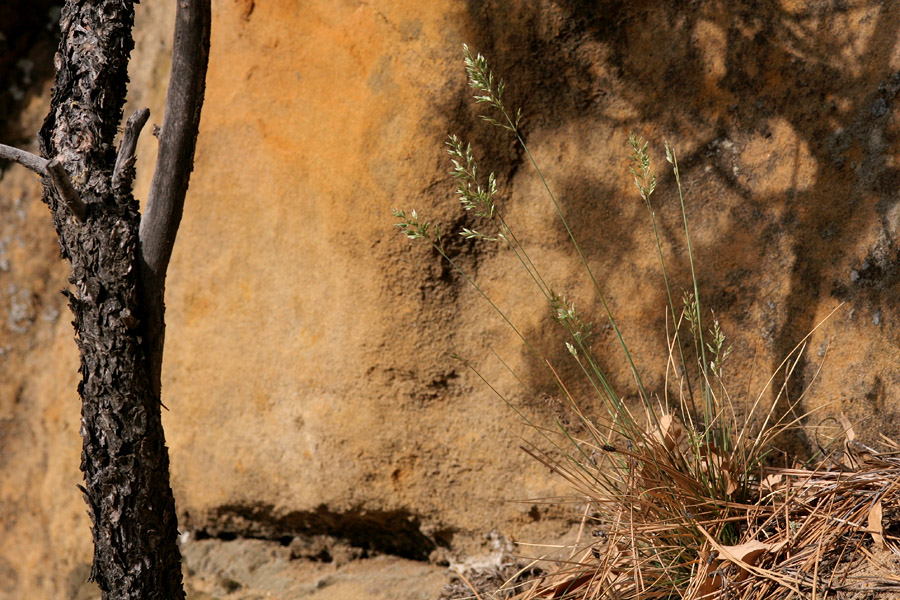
186, 503, 449, 562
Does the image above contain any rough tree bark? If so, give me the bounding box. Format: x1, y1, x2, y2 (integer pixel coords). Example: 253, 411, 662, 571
0, 1, 210, 598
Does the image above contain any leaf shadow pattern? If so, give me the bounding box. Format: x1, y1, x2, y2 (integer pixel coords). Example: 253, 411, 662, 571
460, 0, 900, 441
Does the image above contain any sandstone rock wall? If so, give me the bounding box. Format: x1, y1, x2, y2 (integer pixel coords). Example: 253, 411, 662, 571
3, 1, 900, 598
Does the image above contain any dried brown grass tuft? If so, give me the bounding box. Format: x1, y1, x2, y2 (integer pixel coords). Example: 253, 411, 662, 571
513, 400, 900, 600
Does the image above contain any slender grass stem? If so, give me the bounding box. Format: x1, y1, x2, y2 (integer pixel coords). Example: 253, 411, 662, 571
512, 129, 657, 429
667, 144, 713, 438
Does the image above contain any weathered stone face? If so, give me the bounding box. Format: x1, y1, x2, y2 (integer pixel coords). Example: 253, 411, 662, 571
4, 1, 900, 598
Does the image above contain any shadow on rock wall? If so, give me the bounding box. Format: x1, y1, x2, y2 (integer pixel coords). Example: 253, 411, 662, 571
459, 0, 900, 447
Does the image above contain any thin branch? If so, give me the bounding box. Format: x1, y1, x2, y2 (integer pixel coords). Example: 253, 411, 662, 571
140, 0, 210, 282
113, 107, 150, 192
46, 157, 87, 222
138, 0, 211, 397
0, 143, 48, 175
0, 144, 87, 222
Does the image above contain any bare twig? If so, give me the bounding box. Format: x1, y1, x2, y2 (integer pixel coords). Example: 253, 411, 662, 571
46, 157, 86, 222
0, 143, 48, 175
113, 107, 150, 191
138, 0, 211, 396
1, 144, 87, 222
140, 0, 210, 278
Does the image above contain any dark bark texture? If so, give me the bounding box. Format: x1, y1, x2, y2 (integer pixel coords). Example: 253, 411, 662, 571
38, 1, 185, 598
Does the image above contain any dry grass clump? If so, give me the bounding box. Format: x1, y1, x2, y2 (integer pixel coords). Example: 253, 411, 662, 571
514, 406, 900, 599
396, 46, 900, 600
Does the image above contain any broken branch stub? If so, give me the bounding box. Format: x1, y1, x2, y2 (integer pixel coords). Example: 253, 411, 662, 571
112, 107, 151, 194
0, 144, 86, 222
46, 157, 86, 222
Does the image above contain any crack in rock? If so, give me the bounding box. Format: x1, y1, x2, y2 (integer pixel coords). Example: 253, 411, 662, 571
187, 503, 449, 562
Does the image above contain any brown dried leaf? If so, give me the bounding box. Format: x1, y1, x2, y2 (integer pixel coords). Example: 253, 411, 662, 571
839, 412, 856, 442
701, 538, 788, 587
653, 413, 684, 451
839, 413, 859, 469
696, 548, 723, 597
868, 499, 885, 549
722, 539, 786, 566
761, 473, 783, 494
698, 444, 737, 496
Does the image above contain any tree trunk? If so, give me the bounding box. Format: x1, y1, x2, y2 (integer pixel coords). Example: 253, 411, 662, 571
33, 0, 209, 597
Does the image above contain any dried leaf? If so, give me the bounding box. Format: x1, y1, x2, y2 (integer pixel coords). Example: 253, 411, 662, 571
761, 473, 783, 494
724, 471, 738, 496
838, 413, 860, 469
698, 535, 788, 589
839, 413, 856, 442
696, 548, 723, 597
721, 539, 786, 566
698, 444, 737, 496
868, 499, 885, 549
653, 413, 684, 451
